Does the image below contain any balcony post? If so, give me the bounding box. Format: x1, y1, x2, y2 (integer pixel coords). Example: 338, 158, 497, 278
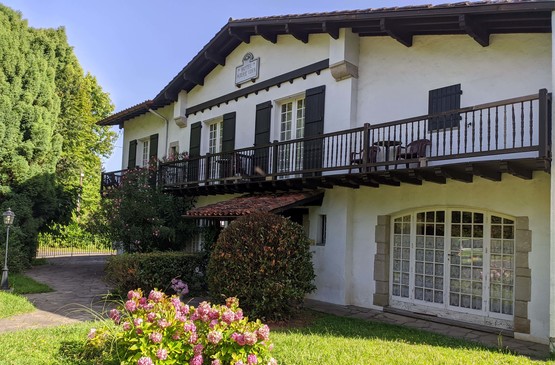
205, 153, 211, 183
272, 140, 279, 180
539, 89, 549, 159
362, 123, 370, 171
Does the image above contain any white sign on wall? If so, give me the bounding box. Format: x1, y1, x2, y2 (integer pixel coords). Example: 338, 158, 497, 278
235, 52, 259, 86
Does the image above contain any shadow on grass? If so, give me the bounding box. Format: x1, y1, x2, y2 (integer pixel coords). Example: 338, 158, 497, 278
273, 311, 528, 358
58, 340, 119, 365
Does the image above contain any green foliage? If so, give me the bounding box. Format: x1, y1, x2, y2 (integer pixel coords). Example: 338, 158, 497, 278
105, 252, 205, 297
0, 5, 116, 267
207, 212, 316, 320
38, 219, 111, 249
97, 167, 196, 253
87, 292, 276, 365
0, 291, 35, 319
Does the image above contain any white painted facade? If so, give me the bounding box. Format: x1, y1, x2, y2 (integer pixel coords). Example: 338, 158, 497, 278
114, 11, 554, 346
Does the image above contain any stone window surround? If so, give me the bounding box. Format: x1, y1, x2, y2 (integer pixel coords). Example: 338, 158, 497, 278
373, 213, 531, 334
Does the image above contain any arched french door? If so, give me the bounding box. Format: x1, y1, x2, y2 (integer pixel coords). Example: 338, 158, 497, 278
391, 209, 515, 325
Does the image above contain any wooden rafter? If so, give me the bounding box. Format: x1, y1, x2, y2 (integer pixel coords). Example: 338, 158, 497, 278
204, 50, 226, 66
459, 15, 490, 47
254, 25, 278, 43
285, 24, 309, 43
380, 18, 413, 47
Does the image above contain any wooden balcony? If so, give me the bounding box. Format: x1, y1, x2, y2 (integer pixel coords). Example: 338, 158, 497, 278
102, 89, 551, 196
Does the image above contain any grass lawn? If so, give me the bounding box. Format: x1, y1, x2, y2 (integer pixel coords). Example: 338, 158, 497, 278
0, 291, 35, 319
0, 312, 553, 364
9, 273, 53, 294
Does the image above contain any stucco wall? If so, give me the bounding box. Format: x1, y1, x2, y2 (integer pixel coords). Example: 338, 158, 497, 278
307, 172, 551, 342
357, 33, 551, 125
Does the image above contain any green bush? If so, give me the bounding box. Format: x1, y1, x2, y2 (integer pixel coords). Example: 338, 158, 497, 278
105, 252, 204, 297
38, 220, 111, 249
207, 212, 316, 320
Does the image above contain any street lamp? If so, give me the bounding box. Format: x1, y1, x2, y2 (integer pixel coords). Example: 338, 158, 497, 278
1, 208, 15, 291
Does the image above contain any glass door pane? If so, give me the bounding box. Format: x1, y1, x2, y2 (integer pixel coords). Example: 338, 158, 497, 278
414, 211, 445, 304
489, 216, 514, 315
449, 211, 484, 311
392, 215, 411, 298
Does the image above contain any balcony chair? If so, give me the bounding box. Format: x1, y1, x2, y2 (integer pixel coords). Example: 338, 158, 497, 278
396, 139, 432, 168
349, 145, 380, 173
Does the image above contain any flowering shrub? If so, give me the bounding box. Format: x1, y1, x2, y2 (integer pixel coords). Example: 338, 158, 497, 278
208, 212, 315, 320
87, 289, 277, 365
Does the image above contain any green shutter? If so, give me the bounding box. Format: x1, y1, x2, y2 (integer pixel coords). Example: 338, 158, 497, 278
128, 140, 137, 169
253, 102, 272, 176
428, 84, 462, 131
303, 85, 326, 175
222, 112, 236, 152
149, 134, 159, 161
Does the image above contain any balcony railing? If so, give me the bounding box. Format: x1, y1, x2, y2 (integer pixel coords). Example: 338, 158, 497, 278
102, 89, 551, 192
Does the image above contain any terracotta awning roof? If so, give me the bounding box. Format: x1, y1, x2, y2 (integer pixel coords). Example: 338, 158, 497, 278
185, 191, 324, 218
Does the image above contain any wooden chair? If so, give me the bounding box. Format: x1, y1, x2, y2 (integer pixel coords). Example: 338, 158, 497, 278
349, 145, 380, 173
396, 139, 432, 168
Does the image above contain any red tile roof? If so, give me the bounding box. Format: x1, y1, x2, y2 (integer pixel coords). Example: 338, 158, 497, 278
185, 191, 323, 218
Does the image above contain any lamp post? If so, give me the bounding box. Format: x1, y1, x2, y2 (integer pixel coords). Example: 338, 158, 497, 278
1, 208, 15, 291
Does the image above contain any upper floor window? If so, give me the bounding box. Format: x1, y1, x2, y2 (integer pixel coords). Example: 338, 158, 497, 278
280, 97, 305, 142
207, 118, 223, 154
141, 139, 150, 167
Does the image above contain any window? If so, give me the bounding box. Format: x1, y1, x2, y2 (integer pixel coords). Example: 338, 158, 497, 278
141, 139, 150, 167
208, 119, 223, 154
278, 96, 305, 174
206, 117, 223, 180
391, 209, 514, 319
186, 219, 211, 253
316, 214, 327, 246
168, 141, 179, 160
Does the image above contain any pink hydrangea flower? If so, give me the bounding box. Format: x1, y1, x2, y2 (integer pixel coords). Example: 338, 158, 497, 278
189, 331, 198, 344
109, 309, 121, 324
194, 343, 204, 355
172, 331, 181, 340
257, 325, 270, 341
209, 319, 219, 329
190, 354, 203, 365
125, 300, 137, 312
244, 332, 257, 345
147, 312, 157, 322
235, 361, 245, 365
158, 318, 170, 328
183, 321, 196, 333
207, 331, 223, 344
148, 290, 164, 303
211, 360, 222, 365
222, 310, 235, 324
149, 332, 163, 343
122, 322, 132, 331
134, 318, 143, 327
87, 328, 96, 340
156, 348, 168, 360
268, 358, 278, 365
231, 332, 246, 346
137, 357, 154, 365
127, 290, 141, 300
136, 328, 144, 335
247, 354, 258, 365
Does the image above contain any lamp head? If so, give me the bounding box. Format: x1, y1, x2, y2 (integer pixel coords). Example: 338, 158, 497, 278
3, 209, 14, 226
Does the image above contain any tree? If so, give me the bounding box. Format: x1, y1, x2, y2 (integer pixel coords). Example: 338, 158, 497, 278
0, 5, 116, 267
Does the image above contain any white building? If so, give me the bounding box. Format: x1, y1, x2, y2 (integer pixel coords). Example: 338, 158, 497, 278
99, 1, 555, 347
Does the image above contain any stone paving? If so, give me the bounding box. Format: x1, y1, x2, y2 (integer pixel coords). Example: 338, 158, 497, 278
305, 299, 551, 360
0, 255, 114, 333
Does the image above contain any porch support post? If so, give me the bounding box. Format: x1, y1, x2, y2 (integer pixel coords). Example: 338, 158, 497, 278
549, 10, 555, 353
373, 215, 391, 307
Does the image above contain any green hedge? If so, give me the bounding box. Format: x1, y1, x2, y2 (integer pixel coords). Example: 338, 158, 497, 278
105, 252, 204, 297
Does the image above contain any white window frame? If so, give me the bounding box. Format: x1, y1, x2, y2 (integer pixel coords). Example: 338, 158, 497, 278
275, 94, 306, 176
390, 208, 515, 325
140, 138, 150, 167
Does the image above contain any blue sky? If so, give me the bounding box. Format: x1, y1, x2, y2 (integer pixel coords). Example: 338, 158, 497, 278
1, 0, 445, 171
